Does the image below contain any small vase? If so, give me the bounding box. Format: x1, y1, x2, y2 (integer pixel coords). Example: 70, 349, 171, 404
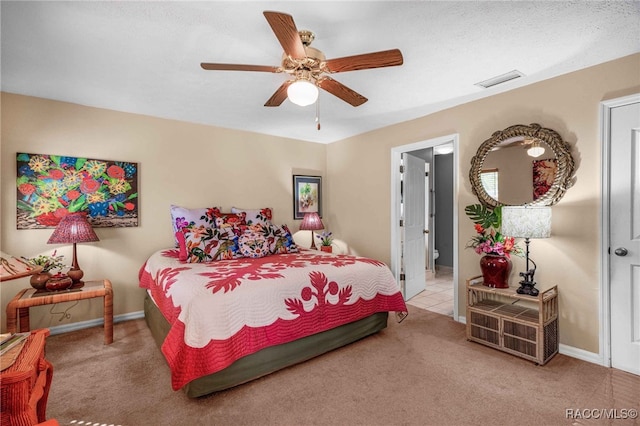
45, 275, 73, 291
30, 272, 52, 290
480, 255, 511, 288
320, 246, 332, 253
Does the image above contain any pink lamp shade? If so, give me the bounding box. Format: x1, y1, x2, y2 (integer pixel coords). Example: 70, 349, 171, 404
47, 212, 99, 287
299, 212, 324, 250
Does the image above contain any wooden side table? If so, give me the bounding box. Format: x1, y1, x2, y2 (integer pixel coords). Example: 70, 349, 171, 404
6, 280, 113, 345
0, 329, 53, 426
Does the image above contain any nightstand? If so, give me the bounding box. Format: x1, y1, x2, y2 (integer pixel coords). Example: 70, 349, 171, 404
6, 279, 113, 345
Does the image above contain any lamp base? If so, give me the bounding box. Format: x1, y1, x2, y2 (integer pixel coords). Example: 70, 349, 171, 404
67, 268, 85, 288
516, 280, 539, 296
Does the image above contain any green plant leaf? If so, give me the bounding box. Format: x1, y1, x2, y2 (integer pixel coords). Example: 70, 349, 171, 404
465, 204, 501, 229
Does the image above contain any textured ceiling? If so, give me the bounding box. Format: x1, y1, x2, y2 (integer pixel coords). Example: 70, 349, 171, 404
2, 1, 639, 144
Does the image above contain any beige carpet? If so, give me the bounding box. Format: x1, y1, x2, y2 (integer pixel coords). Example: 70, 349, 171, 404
44, 306, 639, 426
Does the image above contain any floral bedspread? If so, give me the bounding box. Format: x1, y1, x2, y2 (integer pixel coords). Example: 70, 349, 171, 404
139, 248, 407, 390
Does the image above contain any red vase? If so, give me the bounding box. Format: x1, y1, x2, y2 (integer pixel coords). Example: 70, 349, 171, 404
320, 246, 332, 253
480, 255, 511, 288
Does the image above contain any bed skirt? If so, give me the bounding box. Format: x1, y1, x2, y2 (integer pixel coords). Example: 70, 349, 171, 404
144, 293, 389, 398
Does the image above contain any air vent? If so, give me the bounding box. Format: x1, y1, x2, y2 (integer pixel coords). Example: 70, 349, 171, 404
475, 70, 524, 89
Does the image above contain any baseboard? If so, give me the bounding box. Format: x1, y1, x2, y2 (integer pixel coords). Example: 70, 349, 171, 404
48, 310, 145, 336
559, 343, 604, 366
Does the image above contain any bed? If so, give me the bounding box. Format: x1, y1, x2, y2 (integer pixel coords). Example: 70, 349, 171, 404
140, 205, 407, 397
139, 246, 407, 398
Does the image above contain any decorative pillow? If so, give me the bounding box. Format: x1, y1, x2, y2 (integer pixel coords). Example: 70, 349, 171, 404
261, 223, 299, 254
170, 205, 220, 245
182, 225, 242, 263
231, 207, 273, 227
238, 229, 269, 259
212, 211, 247, 229
175, 230, 188, 261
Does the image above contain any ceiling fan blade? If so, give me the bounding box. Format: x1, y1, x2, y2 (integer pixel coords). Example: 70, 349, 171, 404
264, 80, 293, 107
317, 76, 367, 107
263, 11, 306, 60
324, 49, 404, 73
200, 63, 279, 72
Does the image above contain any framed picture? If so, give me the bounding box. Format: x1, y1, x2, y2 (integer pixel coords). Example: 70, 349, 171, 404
293, 175, 322, 220
16, 152, 139, 229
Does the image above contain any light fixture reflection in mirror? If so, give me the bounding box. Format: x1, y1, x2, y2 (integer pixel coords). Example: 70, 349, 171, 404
527, 141, 545, 157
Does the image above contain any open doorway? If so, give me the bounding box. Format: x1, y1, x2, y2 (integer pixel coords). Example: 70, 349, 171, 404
390, 134, 459, 320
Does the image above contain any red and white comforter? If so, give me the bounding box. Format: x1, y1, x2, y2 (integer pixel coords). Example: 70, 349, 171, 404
139, 248, 407, 390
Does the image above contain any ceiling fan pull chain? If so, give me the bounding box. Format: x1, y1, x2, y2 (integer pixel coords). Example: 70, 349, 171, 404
316, 93, 321, 130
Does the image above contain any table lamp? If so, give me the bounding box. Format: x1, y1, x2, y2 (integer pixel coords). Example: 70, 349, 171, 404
299, 212, 324, 250
500, 206, 551, 296
47, 212, 99, 288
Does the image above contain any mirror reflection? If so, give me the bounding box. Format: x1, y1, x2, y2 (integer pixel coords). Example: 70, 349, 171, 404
481, 138, 556, 205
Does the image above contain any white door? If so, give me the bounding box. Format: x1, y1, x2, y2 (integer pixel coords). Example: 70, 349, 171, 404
402, 153, 426, 300
609, 98, 640, 375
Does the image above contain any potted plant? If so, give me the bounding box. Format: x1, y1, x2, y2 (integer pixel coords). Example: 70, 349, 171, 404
465, 204, 521, 288
316, 231, 334, 253
28, 251, 67, 290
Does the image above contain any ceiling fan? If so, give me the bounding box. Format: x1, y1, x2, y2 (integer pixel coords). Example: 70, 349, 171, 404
200, 11, 404, 108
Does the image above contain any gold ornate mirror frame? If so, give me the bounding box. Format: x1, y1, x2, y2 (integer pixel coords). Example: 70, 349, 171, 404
469, 123, 575, 208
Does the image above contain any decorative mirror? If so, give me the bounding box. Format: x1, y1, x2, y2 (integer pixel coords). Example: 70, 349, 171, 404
469, 123, 575, 208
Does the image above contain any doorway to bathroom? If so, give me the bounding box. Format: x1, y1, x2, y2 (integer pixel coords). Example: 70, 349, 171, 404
390, 134, 459, 320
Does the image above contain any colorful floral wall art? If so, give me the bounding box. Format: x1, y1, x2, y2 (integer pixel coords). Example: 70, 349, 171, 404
532, 158, 557, 201
16, 153, 138, 229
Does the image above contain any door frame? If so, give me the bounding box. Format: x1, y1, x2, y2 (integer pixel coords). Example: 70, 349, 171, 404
390, 134, 460, 320
599, 93, 640, 367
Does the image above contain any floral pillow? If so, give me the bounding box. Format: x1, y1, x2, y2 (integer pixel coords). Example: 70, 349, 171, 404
170, 205, 220, 246
258, 223, 299, 254
230, 207, 273, 227
181, 225, 243, 263
212, 210, 247, 230
238, 229, 269, 259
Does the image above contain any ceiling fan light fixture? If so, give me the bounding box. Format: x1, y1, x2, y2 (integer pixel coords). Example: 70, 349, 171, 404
287, 79, 318, 106
527, 141, 545, 157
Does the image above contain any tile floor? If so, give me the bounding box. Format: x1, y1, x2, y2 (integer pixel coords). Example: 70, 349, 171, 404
406, 265, 454, 316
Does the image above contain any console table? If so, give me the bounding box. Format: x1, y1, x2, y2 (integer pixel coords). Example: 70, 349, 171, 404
6, 279, 113, 345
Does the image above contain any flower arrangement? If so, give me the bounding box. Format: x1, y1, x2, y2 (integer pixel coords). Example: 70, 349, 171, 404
465, 204, 521, 258
316, 231, 333, 247
27, 251, 67, 273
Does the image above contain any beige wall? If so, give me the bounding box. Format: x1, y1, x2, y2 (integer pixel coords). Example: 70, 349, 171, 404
2, 53, 639, 356
327, 53, 640, 354
1, 93, 326, 330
